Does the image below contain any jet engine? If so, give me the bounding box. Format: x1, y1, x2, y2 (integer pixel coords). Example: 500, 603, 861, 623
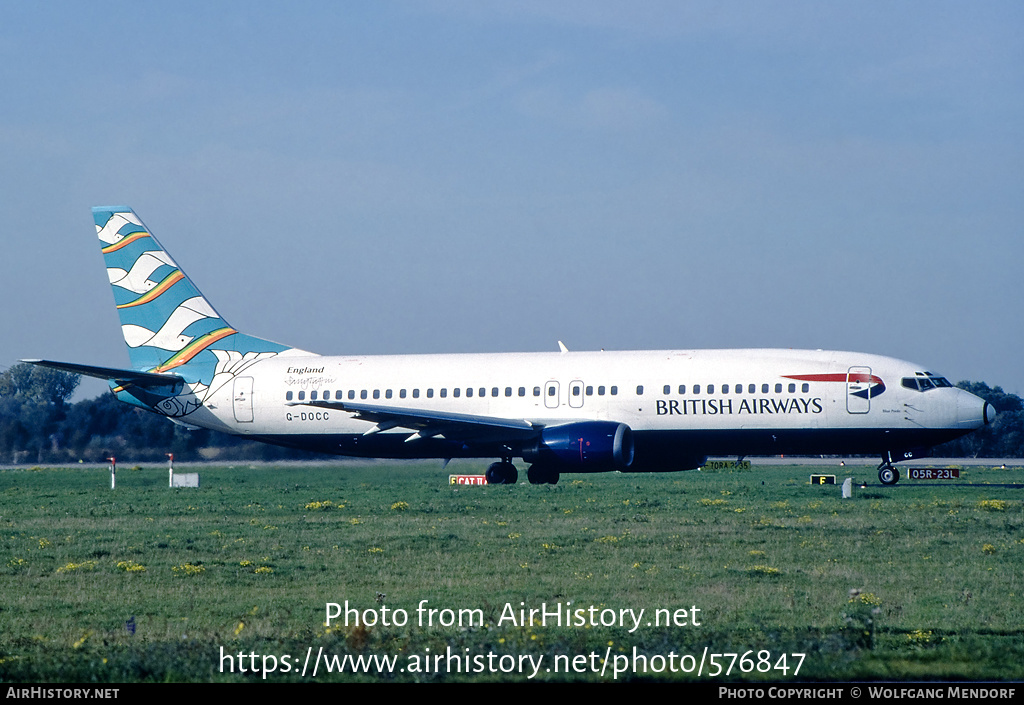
522, 421, 634, 471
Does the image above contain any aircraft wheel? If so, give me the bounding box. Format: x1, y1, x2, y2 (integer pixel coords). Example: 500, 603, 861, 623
485, 462, 505, 484
878, 466, 900, 485
486, 462, 517, 485
528, 464, 559, 485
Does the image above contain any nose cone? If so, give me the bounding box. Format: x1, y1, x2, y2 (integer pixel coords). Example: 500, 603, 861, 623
956, 390, 993, 430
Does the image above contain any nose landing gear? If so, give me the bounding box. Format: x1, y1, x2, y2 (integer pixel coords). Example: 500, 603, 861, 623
877, 460, 901, 485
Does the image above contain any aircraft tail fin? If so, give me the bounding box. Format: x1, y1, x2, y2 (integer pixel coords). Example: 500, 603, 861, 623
94, 206, 302, 382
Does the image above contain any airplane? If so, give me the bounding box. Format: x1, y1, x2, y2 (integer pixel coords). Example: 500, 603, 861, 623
25, 206, 995, 486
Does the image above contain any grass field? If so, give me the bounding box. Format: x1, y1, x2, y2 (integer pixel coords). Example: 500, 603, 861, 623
0, 461, 1021, 682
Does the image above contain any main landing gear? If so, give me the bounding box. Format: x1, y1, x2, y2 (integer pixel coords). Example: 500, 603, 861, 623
485, 461, 518, 485
483, 460, 560, 485
527, 464, 559, 485
877, 460, 901, 486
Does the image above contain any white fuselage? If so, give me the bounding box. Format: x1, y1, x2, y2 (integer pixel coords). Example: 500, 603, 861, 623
192, 347, 988, 470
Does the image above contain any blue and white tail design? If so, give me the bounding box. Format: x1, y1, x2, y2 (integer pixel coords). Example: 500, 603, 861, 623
94, 206, 302, 416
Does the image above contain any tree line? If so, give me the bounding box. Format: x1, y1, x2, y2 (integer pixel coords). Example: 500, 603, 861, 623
0, 362, 1021, 464
0, 363, 313, 464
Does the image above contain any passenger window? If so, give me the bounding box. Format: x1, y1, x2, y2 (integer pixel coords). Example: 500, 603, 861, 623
505, 387, 512, 397
298, 391, 305, 401
547, 385, 556, 397
663, 385, 671, 395
360, 390, 367, 399
518, 387, 526, 397
586, 386, 593, 396
467, 388, 473, 398
722, 385, 729, 394
323, 390, 331, 400
412, 389, 420, 398
453, 388, 460, 398
426, 389, 433, 398
533, 387, 541, 397
678, 385, 686, 394
572, 385, 581, 396
373, 390, 380, 399
598, 386, 606, 395
311, 391, 318, 401
492, 387, 499, 397
749, 384, 756, 394
399, 389, 406, 399
440, 388, 447, 398
693, 385, 701, 395
386, 389, 393, 399
802, 383, 809, 393
610, 386, 618, 395
349, 390, 356, 400
636, 385, 644, 395
479, 388, 486, 397
761, 384, 769, 394
775, 384, 782, 393
788, 383, 796, 393
286, 391, 293, 401
708, 384, 715, 394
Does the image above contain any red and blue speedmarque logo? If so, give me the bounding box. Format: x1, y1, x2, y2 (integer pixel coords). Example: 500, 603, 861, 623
783, 373, 886, 400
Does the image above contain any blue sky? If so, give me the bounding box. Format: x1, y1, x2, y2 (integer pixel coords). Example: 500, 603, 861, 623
2, 1, 1022, 399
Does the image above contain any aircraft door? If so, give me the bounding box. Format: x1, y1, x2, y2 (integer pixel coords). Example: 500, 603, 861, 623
544, 381, 560, 409
233, 376, 254, 423
846, 367, 871, 414
568, 380, 585, 409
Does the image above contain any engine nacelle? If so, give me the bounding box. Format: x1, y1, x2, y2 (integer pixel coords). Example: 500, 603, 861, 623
522, 422, 634, 471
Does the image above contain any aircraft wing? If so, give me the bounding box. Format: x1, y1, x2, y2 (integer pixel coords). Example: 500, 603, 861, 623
21, 359, 185, 388
289, 399, 541, 443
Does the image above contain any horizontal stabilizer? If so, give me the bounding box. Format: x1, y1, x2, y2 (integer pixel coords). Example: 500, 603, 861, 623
167, 416, 202, 430
21, 359, 184, 388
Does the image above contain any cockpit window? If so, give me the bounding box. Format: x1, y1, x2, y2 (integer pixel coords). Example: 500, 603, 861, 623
902, 374, 953, 392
